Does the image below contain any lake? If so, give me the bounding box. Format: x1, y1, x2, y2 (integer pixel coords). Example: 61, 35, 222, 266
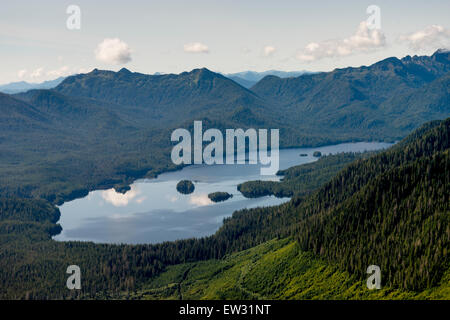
54, 142, 392, 244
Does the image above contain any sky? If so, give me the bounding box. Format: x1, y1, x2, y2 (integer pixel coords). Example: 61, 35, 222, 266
0, 0, 449, 84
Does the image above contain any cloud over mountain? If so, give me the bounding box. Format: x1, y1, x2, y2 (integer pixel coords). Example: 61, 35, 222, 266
30, 67, 44, 79
184, 42, 209, 53
296, 21, 386, 62
400, 25, 450, 51
95, 38, 132, 65
17, 69, 27, 79
263, 46, 276, 57
47, 66, 70, 78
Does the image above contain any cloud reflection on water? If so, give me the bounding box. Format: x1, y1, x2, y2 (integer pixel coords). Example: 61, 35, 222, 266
101, 185, 141, 207
189, 194, 213, 206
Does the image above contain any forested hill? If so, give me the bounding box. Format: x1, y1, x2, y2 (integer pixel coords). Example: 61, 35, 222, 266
252, 49, 450, 134
0, 118, 448, 299
52, 67, 276, 128
291, 118, 449, 290
137, 118, 449, 298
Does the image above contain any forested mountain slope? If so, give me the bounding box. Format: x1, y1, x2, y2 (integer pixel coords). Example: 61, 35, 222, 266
135, 118, 450, 298
53, 68, 276, 127
292, 118, 450, 290
0, 118, 448, 299
252, 50, 450, 136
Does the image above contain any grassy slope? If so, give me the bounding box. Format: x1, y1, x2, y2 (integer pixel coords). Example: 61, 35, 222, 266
126, 238, 450, 300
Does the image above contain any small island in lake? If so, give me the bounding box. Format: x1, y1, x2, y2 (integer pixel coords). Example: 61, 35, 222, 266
176, 180, 195, 194
313, 151, 322, 157
208, 192, 233, 203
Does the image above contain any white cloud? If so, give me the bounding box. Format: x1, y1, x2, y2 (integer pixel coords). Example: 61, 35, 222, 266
184, 42, 209, 53
46, 66, 70, 78
399, 25, 450, 51
263, 45, 276, 57
16, 66, 84, 81
30, 67, 44, 79
95, 38, 132, 65
17, 69, 27, 79
101, 186, 140, 207
296, 21, 386, 62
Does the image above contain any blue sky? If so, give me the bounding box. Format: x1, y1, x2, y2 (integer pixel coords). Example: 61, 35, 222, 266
1, 0, 449, 84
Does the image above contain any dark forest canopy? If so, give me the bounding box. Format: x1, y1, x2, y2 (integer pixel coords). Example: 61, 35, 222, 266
208, 192, 233, 203
238, 152, 368, 198
176, 180, 195, 195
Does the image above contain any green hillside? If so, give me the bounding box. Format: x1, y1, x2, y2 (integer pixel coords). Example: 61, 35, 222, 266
128, 238, 450, 300
0, 118, 448, 299
132, 119, 450, 299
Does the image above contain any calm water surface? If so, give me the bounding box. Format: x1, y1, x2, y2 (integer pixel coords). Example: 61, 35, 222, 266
54, 142, 392, 244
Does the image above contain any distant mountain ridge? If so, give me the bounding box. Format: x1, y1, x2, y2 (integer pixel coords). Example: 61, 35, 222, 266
0, 77, 66, 94
225, 70, 312, 88
53, 67, 277, 128
49, 50, 449, 142
252, 49, 450, 136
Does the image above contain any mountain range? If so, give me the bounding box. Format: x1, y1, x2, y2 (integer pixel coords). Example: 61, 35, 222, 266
0, 50, 449, 202
0, 70, 309, 94
0, 77, 66, 94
